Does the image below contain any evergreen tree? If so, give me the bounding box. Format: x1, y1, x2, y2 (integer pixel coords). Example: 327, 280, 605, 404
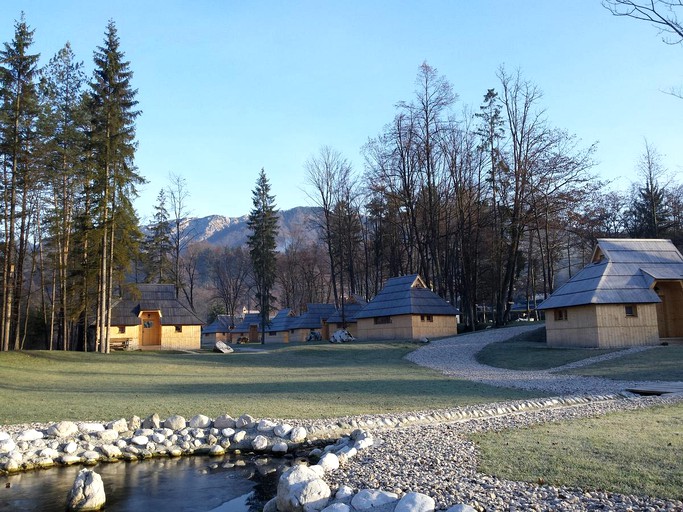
144, 189, 172, 282
0, 14, 41, 351
86, 20, 143, 353
247, 169, 278, 344
39, 41, 87, 350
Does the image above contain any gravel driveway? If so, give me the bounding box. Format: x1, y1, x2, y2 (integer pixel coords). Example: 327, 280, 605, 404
406, 324, 682, 395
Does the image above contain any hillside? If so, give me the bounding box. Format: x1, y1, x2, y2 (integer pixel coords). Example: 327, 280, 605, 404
170, 206, 322, 249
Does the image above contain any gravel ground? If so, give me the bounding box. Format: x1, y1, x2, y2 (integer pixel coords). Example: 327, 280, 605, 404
322, 326, 683, 511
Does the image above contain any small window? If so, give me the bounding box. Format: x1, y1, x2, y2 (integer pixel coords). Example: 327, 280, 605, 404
420, 314, 434, 323
554, 309, 568, 321
374, 316, 392, 325
175, 325, 183, 333
269, 331, 276, 336
117, 326, 125, 334
625, 305, 638, 317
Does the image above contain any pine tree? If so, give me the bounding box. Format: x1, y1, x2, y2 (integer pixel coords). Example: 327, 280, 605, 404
0, 14, 41, 351
247, 169, 279, 344
144, 189, 172, 282
86, 20, 143, 353
39, 42, 87, 350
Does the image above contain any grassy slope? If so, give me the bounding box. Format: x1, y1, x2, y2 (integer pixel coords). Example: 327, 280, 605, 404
472, 403, 683, 500
0, 342, 538, 425
562, 345, 683, 381
475, 327, 619, 370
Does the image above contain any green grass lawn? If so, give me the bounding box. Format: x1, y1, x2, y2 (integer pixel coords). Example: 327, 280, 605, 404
0, 341, 538, 425
475, 327, 620, 370
562, 345, 683, 381
472, 403, 683, 500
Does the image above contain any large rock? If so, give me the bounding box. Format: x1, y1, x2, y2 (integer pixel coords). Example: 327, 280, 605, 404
79, 423, 105, 434
274, 423, 293, 437
322, 504, 351, 512
257, 419, 277, 432
66, 469, 106, 511
106, 418, 129, 433
317, 453, 340, 472
213, 341, 234, 353
445, 506, 476, 512
236, 414, 255, 428
290, 426, 307, 443
252, 435, 269, 451
351, 489, 398, 510
17, 429, 44, 442
276, 465, 331, 512
164, 414, 187, 430
141, 414, 160, 430
214, 414, 236, 429
395, 492, 435, 512
48, 421, 79, 438
0, 438, 16, 454
189, 414, 212, 428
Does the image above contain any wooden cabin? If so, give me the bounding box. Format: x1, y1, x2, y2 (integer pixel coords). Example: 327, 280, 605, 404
355, 274, 459, 340
288, 303, 337, 341
109, 284, 204, 350
539, 238, 683, 348
327, 295, 368, 338
231, 313, 263, 343
202, 315, 233, 347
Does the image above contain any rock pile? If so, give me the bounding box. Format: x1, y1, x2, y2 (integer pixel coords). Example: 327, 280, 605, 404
0, 413, 310, 473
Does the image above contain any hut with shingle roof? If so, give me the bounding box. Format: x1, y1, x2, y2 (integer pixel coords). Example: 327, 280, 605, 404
327, 295, 368, 338
355, 274, 459, 340
109, 284, 204, 350
538, 238, 683, 347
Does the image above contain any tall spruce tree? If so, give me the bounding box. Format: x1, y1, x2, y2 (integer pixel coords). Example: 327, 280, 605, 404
247, 169, 279, 344
0, 14, 41, 351
87, 20, 143, 353
145, 189, 172, 282
39, 42, 87, 350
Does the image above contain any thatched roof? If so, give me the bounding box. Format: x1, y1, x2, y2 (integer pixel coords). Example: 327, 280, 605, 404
538, 238, 683, 310
110, 284, 204, 326
355, 274, 459, 319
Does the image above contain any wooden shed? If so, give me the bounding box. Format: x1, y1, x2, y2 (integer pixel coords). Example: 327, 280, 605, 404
109, 284, 204, 351
355, 274, 459, 340
538, 238, 683, 348
231, 313, 262, 343
288, 303, 337, 341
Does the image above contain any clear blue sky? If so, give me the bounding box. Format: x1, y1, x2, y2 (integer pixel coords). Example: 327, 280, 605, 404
5, 1, 682, 221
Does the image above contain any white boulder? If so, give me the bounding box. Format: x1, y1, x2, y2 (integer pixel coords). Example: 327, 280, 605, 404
164, 415, 187, 430
274, 423, 293, 437
66, 469, 106, 511
276, 465, 331, 512
290, 426, 307, 443
351, 489, 398, 510
317, 452, 340, 472
214, 414, 236, 429
48, 421, 79, 438
17, 429, 44, 442
395, 492, 435, 512
189, 414, 212, 428
252, 435, 269, 451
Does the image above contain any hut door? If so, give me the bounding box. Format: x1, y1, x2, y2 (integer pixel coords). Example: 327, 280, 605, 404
141, 311, 162, 346
656, 292, 668, 338
249, 324, 259, 343
655, 281, 683, 338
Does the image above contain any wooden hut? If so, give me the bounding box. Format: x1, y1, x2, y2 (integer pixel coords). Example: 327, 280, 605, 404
355, 274, 459, 340
289, 303, 338, 341
202, 315, 233, 347
231, 313, 262, 343
327, 295, 368, 338
538, 238, 683, 348
109, 284, 204, 350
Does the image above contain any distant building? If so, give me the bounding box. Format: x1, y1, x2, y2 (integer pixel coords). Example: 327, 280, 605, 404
538, 238, 683, 347
327, 295, 368, 338
355, 274, 459, 340
109, 284, 204, 350
202, 315, 233, 346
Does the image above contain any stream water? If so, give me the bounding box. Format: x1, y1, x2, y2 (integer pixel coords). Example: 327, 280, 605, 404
0, 454, 286, 511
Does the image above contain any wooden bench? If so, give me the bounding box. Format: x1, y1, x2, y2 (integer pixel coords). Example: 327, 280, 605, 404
110, 338, 131, 351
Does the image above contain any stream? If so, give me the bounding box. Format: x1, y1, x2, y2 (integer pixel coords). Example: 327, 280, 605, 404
0, 454, 286, 511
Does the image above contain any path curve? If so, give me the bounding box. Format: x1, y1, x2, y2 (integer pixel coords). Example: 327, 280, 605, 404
406, 324, 683, 395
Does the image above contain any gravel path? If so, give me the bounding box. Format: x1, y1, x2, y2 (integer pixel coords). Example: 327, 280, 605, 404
406, 324, 683, 395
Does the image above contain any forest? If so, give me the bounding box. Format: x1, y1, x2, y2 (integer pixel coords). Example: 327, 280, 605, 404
1, 13, 682, 352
